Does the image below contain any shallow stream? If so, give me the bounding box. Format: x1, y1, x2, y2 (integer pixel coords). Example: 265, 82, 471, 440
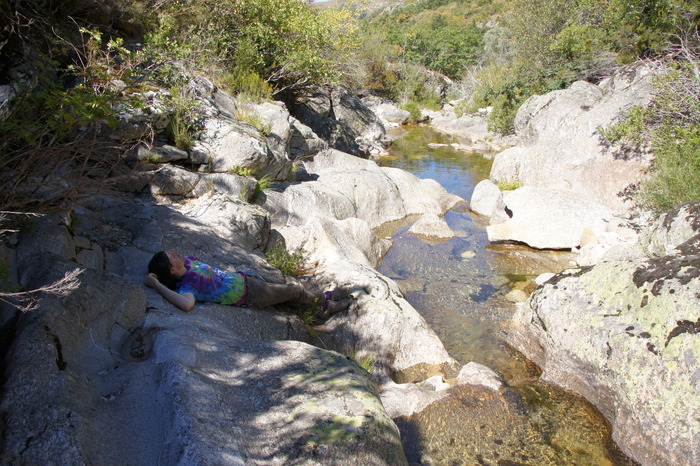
376, 126, 634, 465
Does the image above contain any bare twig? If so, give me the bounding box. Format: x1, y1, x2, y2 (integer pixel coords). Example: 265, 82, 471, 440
0, 268, 83, 312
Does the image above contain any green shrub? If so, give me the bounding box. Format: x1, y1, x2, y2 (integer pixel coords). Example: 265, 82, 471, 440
497, 180, 522, 191
601, 46, 700, 212
638, 129, 700, 211
251, 174, 273, 203
148, 0, 362, 93
166, 111, 194, 150
222, 69, 274, 102
265, 240, 306, 276
233, 107, 272, 135
401, 101, 423, 123
0, 26, 142, 212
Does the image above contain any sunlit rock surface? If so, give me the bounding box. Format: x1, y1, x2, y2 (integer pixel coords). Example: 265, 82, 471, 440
490, 64, 654, 216
508, 202, 700, 465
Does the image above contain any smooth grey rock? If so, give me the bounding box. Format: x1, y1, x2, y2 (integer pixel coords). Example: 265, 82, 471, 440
375, 102, 410, 125
250, 101, 292, 161
490, 64, 655, 215
189, 143, 212, 165
150, 165, 201, 197
408, 213, 455, 240
507, 204, 700, 465
131, 143, 189, 163
456, 362, 504, 391
289, 117, 327, 159
2, 246, 407, 465
486, 186, 614, 249
15, 214, 75, 262
470, 179, 502, 217
379, 380, 452, 418
179, 196, 270, 251
1, 257, 147, 465
288, 87, 387, 157
360, 97, 412, 127
75, 243, 104, 270
202, 118, 275, 174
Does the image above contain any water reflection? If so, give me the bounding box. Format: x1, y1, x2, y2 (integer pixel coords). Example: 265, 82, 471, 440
377, 125, 633, 465
377, 131, 575, 371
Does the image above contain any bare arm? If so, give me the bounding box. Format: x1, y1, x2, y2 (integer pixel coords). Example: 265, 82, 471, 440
144, 273, 195, 312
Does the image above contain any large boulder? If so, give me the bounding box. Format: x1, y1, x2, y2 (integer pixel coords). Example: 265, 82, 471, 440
486, 186, 615, 249
507, 202, 700, 465
265, 149, 462, 233
286, 87, 387, 157
200, 118, 291, 180
470, 179, 502, 218
361, 96, 411, 127
490, 63, 655, 215
1, 201, 409, 465
263, 149, 463, 377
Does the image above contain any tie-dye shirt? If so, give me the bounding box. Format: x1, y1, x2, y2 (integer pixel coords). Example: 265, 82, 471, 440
176, 257, 247, 306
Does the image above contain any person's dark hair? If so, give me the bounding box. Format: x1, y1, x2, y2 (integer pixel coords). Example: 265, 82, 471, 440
148, 251, 178, 290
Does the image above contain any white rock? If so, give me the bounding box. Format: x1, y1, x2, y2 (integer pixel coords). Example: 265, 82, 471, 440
486, 186, 614, 249
490, 64, 655, 216
408, 213, 455, 240
456, 362, 504, 391
470, 179, 502, 217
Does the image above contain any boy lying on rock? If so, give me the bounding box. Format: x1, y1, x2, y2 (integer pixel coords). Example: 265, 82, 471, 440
144, 251, 351, 318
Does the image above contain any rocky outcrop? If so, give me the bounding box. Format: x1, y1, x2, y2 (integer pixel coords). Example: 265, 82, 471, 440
285, 87, 388, 157
489, 63, 654, 216
264, 149, 463, 375
485, 186, 616, 250
1, 72, 501, 463
1, 198, 411, 465
115, 75, 326, 183
507, 201, 700, 465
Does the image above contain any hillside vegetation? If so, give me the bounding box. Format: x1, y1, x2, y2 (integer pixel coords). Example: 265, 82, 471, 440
0, 0, 698, 220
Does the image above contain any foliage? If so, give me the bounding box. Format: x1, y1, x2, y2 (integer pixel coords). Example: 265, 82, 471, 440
0, 26, 143, 213
375, 2, 486, 79
251, 174, 273, 203
497, 180, 522, 191
340, 344, 374, 373
146, 0, 362, 93
165, 86, 200, 150
265, 239, 306, 276
601, 31, 700, 211
459, 0, 693, 134
292, 303, 318, 337
229, 166, 254, 177
233, 106, 272, 135
401, 101, 423, 123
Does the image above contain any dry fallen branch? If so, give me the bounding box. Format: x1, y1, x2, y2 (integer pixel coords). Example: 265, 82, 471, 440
0, 268, 83, 312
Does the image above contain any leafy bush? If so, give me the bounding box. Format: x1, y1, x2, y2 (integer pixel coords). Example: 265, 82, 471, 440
251, 174, 273, 203
147, 0, 361, 94
401, 101, 423, 123
378, 5, 486, 79
601, 32, 700, 211
461, 0, 689, 134
265, 240, 306, 276
0, 26, 142, 213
